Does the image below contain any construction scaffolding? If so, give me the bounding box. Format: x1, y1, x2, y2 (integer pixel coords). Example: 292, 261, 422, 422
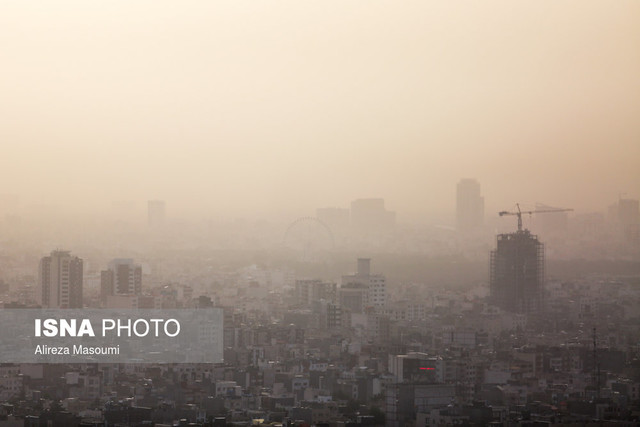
490, 230, 544, 313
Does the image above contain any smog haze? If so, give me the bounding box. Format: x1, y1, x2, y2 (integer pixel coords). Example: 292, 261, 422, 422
1, 1, 639, 221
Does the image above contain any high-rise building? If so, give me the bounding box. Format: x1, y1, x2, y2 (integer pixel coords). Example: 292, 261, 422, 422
456, 179, 484, 232
350, 198, 395, 236
607, 198, 640, 242
490, 230, 544, 313
617, 198, 640, 243
310, 299, 343, 331
295, 279, 337, 307
340, 258, 387, 310
618, 198, 640, 226
101, 259, 142, 303
38, 250, 83, 309
316, 207, 350, 241
532, 202, 569, 236
338, 284, 368, 314
147, 200, 166, 227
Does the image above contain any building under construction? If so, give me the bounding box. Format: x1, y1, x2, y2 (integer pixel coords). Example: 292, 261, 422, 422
490, 229, 544, 313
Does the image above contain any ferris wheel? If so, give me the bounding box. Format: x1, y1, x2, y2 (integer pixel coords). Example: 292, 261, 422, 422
282, 216, 335, 256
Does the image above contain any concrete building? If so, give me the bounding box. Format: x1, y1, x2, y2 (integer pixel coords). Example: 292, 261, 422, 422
316, 207, 350, 241
350, 198, 395, 236
533, 202, 569, 236
100, 259, 142, 304
456, 179, 484, 232
105, 294, 138, 309
295, 279, 336, 307
311, 299, 343, 330
389, 353, 438, 384
490, 230, 544, 313
617, 198, 639, 227
338, 283, 368, 314
341, 258, 387, 309
386, 383, 456, 427
616, 198, 640, 242
38, 250, 83, 309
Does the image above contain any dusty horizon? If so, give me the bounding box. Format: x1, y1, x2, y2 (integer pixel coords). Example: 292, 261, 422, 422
1, 1, 639, 220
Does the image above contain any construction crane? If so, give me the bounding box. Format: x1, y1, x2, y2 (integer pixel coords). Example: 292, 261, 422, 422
499, 203, 573, 232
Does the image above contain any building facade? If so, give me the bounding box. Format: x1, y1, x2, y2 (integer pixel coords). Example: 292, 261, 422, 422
456, 179, 484, 232
490, 230, 544, 313
350, 198, 395, 236
101, 259, 142, 304
341, 258, 387, 310
38, 250, 83, 309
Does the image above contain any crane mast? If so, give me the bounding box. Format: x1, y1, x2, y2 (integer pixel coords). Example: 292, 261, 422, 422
498, 203, 573, 232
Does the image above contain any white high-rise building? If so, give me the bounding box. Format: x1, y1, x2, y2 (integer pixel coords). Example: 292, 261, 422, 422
38, 250, 83, 309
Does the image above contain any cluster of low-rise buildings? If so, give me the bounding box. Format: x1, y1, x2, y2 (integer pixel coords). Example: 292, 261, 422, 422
0, 252, 639, 425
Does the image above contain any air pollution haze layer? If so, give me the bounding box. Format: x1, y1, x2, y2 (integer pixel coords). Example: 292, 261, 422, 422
1, 1, 639, 220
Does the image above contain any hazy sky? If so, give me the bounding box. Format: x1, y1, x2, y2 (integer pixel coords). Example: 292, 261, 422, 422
1, 1, 639, 220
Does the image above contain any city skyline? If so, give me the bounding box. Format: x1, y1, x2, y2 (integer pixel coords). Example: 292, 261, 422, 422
0, 1, 638, 219
0, 189, 636, 225
0, 2, 639, 425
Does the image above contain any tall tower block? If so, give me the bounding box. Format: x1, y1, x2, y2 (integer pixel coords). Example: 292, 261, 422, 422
490, 230, 544, 313
38, 250, 83, 309
456, 179, 484, 232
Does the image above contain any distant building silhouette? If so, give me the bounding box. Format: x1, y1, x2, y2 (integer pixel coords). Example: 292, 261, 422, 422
316, 207, 350, 240
350, 198, 395, 236
456, 179, 484, 232
147, 200, 166, 227
490, 230, 543, 313
38, 250, 83, 309
101, 259, 142, 304
615, 198, 640, 242
617, 198, 639, 226
533, 202, 569, 235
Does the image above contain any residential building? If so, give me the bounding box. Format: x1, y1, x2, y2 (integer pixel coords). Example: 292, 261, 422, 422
100, 258, 142, 303
38, 250, 83, 309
